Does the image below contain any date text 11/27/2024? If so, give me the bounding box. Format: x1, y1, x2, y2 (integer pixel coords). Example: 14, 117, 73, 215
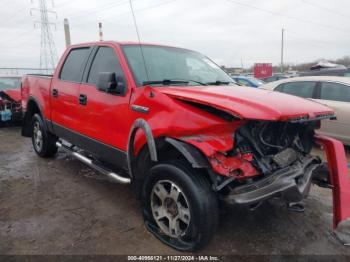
127, 256, 220, 261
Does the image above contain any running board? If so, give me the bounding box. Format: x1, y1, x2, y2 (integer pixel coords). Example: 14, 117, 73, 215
56, 141, 131, 184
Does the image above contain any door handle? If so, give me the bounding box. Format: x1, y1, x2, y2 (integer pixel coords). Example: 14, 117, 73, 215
52, 88, 58, 97
79, 94, 87, 105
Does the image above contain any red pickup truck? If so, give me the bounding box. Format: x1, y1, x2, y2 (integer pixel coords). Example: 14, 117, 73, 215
21, 41, 350, 250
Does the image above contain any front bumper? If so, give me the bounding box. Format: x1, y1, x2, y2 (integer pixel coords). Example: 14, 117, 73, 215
222, 134, 350, 232
222, 156, 320, 205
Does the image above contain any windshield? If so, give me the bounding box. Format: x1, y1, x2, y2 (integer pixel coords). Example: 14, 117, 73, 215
0, 77, 21, 91
122, 45, 235, 86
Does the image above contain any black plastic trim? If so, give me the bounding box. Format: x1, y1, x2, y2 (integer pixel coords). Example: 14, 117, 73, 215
127, 119, 157, 179
52, 122, 128, 170
165, 137, 209, 169
81, 46, 98, 83
21, 96, 52, 136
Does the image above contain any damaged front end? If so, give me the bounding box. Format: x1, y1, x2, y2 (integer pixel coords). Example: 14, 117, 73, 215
182, 120, 323, 205
221, 121, 322, 205
179, 118, 350, 234
0, 91, 22, 124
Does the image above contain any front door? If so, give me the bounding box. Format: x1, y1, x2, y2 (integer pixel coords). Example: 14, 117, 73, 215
77, 45, 132, 153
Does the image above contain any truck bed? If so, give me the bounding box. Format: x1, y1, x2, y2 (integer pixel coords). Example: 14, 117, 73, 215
21, 74, 53, 120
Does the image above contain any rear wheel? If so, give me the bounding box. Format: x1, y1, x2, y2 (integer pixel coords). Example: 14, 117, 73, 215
31, 114, 57, 157
142, 161, 218, 251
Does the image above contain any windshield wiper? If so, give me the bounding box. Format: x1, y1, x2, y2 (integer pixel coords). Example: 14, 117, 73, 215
186, 79, 207, 86
143, 79, 208, 86
143, 79, 189, 86
206, 80, 231, 85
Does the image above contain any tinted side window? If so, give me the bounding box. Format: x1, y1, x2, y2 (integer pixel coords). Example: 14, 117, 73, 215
280, 81, 316, 98
87, 47, 123, 85
320, 82, 350, 102
60, 48, 90, 82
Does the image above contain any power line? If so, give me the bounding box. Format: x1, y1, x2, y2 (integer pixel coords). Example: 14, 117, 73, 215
225, 0, 350, 35
67, 0, 128, 20
70, 0, 177, 28
286, 29, 339, 46
301, 0, 350, 20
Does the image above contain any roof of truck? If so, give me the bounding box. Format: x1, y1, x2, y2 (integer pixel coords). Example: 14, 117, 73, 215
68, 41, 191, 50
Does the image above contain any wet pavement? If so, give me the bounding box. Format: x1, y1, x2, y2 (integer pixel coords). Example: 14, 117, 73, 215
1, 126, 350, 255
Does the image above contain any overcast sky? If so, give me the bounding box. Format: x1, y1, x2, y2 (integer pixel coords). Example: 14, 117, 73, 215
0, 0, 349, 69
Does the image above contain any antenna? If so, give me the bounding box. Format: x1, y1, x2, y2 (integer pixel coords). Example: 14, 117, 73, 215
128, 0, 150, 82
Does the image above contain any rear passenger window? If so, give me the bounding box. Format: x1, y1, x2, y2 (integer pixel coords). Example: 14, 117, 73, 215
279, 81, 316, 98
87, 47, 123, 85
320, 82, 350, 102
60, 48, 90, 82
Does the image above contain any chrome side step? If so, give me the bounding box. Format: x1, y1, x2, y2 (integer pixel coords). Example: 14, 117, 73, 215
56, 141, 131, 184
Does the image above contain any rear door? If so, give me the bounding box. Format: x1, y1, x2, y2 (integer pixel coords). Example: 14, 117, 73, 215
315, 82, 350, 144
51, 47, 92, 134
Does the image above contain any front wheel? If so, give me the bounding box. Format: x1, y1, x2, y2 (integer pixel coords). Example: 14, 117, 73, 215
142, 161, 218, 251
31, 114, 58, 157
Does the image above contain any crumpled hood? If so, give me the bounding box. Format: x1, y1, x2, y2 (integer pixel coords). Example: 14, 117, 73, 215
0, 89, 21, 102
158, 85, 334, 121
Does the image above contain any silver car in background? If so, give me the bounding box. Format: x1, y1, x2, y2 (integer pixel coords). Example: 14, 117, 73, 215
260, 76, 350, 146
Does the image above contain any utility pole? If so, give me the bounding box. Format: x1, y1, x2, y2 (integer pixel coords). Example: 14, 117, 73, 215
281, 28, 284, 73
31, 0, 58, 73
64, 18, 71, 47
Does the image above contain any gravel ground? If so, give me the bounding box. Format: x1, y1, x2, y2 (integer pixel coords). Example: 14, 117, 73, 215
1, 126, 350, 255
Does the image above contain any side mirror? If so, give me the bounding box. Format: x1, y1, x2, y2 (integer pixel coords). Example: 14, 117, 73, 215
97, 72, 126, 95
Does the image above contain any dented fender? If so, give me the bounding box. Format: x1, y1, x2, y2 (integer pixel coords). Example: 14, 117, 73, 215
176, 131, 259, 179
315, 134, 350, 229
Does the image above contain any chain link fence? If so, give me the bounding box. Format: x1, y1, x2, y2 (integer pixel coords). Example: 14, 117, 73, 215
0, 68, 55, 76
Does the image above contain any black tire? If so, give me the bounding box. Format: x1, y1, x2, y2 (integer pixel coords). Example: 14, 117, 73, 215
142, 160, 218, 251
31, 114, 58, 157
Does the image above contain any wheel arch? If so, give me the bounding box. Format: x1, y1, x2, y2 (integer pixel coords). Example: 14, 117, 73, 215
127, 118, 214, 196
21, 97, 43, 137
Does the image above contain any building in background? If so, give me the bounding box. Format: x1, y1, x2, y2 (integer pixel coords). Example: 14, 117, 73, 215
254, 63, 272, 79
